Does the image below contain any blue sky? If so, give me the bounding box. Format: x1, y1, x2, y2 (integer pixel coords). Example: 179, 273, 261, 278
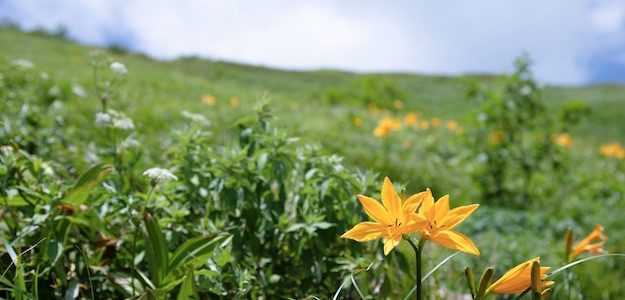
1, 0, 625, 85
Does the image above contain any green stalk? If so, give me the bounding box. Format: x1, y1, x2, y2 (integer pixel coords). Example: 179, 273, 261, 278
406, 238, 425, 300
131, 185, 155, 296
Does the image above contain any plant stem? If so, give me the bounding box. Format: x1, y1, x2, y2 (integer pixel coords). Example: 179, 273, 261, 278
131, 186, 155, 296
407, 238, 424, 300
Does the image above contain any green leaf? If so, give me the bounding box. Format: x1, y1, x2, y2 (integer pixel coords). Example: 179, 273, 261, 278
547, 253, 625, 278
3, 241, 29, 300
107, 271, 145, 296
142, 211, 169, 288
167, 234, 229, 278
403, 251, 462, 300
64, 163, 113, 205
176, 271, 199, 300
46, 239, 63, 267
311, 221, 334, 230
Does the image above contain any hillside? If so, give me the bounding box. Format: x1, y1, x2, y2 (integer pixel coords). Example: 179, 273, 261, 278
1, 28, 623, 147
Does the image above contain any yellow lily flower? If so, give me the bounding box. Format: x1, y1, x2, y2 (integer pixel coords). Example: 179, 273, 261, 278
487, 257, 554, 295
417, 189, 480, 255
553, 133, 573, 148
341, 177, 428, 255
570, 224, 607, 260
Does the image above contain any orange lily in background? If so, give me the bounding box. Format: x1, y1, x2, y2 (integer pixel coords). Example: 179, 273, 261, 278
373, 118, 402, 138
553, 133, 573, 148
417, 189, 480, 255
487, 257, 554, 295
341, 177, 428, 255
570, 224, 608, 261
201, 94, 216, 105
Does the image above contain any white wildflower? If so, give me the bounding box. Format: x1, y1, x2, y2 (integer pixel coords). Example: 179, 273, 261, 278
110, 62, 127, 75
49, 85, 61, 97
112, 116, 135, 130
42, 162, 55, 177
181, 110, 210, 125
0, 145, 14, 156
52, 100, 63, 110
520, 85, 532, 96
72, 85, 87, 98
143, 167, 177, 186
11, 59, 34, 69
95, 112, 112, 127
118, 137, 140, 150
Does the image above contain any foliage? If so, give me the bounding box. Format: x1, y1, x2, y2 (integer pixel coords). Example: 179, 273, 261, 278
323, 75, 407, 108
463, 56, 588, 208
0, 30, 624, 299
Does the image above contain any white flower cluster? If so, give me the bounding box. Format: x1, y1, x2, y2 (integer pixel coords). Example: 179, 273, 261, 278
113, 117, 135, 130
181, 110, 210, 125
0, 145, 14, 156
110, 62, 128, 75
143, 167, 177, 185
520, 85, 532, 96
94, 110, 135, 130
72, 85, 87, 98
11, 59, 34, 69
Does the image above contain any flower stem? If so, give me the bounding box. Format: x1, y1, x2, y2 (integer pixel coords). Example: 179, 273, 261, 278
131, 186, 155, 296
407, 238, 424, 300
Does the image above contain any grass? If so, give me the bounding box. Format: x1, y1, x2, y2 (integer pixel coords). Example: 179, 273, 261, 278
1, 27, 624, 299
1, 27, 624, 147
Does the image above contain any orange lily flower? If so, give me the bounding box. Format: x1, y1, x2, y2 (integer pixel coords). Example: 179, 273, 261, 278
341, 177, 428, 255
570, 224, 607, 260
417, 189, 480, 255
487, 257, 554, 295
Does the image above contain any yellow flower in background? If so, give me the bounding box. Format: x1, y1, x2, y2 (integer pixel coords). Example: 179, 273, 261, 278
341, 177, 428, 255
229, 96, 240, 107
446, 120, 460, 133
417, 189, 480, 255
373, 118, 402, 138
553, 133, 573, 148
491, 130, 504, 144
374, 126, 391, 137
431, 118, 441, 127
393, 99, 404, 109
570, 224, 607, 261
419, 120, 430, 130
368, 102, 380, 114
405, 113, 419, 127
599, 143, 625, 159
487, 257, 554, 295
353, 117, 363, 127
201, 94, 216, 105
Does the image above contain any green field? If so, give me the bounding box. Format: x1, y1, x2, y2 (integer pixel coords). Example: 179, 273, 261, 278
1, 28, 624, 299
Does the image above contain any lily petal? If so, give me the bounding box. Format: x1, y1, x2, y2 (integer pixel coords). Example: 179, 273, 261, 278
383, 238, 401, 256
381, 177, 402, 221
430, 230, 480, 256
427, 194, 450, 223
439, 204, 479, 230
357, 195, 393, 226
418, 188, 434, 214
402, 191, 426, 214
401, 213, 428, 234
572, 224, 607, 258
488, 258, 543, 294
340, 222, 387, 242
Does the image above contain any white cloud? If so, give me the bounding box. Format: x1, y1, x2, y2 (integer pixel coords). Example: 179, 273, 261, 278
590, 0, 625, 34
1, 0, 624, 84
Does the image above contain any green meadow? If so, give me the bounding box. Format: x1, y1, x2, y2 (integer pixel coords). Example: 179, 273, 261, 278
1, 27, 624, 299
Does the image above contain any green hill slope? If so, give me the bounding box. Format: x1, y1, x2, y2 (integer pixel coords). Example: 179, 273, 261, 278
1, 27, 623, 147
